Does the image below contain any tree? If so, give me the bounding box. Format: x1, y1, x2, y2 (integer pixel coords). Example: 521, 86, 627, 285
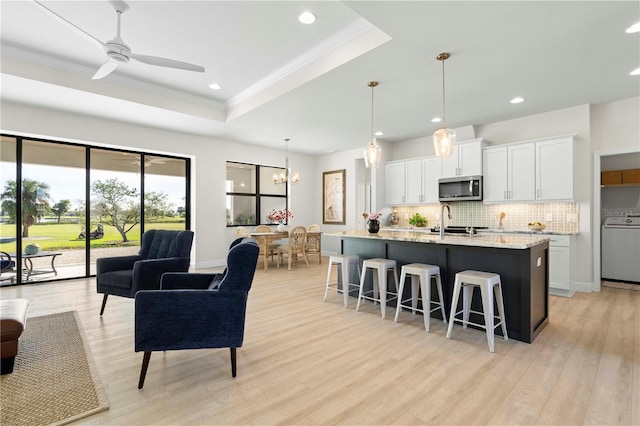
91, 178, 140, 242
0, 178, 52, 237
144, 191, 174, 222
51, 199, 71, 224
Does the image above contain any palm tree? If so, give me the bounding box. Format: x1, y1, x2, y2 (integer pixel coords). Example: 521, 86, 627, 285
1, 179, 52, 237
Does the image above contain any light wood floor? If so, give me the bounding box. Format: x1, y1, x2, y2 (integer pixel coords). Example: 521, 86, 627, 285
1, 259, 639, 425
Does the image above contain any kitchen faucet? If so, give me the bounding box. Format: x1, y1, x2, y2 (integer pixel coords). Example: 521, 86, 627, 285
439, 203, 452, 240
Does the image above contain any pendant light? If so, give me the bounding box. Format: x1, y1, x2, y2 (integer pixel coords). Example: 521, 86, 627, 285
363, 81, 381, 168
433, 52, 456, 157
273, 138, 299, 184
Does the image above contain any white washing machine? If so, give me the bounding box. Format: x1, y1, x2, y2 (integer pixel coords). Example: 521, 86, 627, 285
602, 216, 640, 283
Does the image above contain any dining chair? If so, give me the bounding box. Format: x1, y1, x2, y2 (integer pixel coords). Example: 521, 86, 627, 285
236, 226, 251, 238
254, 225, 279, 264
305, 224, 321, 264
276, 226, 310, 270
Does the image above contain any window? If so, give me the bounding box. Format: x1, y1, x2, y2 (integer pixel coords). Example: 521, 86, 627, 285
0, 134, 190, 285
226, 162, 287, 226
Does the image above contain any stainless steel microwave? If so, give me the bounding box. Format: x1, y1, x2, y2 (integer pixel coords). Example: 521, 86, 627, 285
438, 176, 483, 202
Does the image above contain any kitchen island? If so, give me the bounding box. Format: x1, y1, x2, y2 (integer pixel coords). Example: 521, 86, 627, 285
327, 230, 550, 343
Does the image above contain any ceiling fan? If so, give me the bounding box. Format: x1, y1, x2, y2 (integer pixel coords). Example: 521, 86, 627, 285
32, 0, 205, 80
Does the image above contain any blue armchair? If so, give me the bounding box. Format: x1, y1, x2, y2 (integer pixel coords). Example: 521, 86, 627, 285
96, 229, 194, 315
134, 237, 259, 389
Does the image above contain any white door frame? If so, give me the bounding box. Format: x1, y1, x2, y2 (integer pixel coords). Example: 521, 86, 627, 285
592, 146, 640, 292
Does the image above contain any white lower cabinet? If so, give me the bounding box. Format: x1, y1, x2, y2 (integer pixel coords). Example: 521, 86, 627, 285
478, 232, 575, 297
548, 235, 574, 297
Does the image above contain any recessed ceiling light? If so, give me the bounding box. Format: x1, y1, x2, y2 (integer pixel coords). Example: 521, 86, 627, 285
298, 11, 316, 24
375, 131, 383, 136
626, 22, 640, 33
209, 83, 222, 90
631, 67, 640, 76
510, 96, 525, 104
431, 117, 442, 123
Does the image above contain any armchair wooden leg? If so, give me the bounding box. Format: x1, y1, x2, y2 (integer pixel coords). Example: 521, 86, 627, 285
230, 347, 237, 378
138, 352, 152, 389
99, 294, 108, 316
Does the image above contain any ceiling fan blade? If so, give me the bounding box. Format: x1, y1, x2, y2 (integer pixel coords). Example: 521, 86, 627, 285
129, 53, 204, 72
32, 0, 107, 51
92, 61, 118, 80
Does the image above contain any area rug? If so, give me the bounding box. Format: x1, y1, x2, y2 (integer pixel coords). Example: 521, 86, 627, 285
0, 311, 109, 425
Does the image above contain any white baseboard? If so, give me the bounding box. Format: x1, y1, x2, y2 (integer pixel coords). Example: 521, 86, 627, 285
550, 288, 576, 298
573, 280, 593, 293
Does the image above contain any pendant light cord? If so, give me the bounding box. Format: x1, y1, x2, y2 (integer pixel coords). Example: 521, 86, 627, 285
436, 52, 450, 129
368, 81, 379, 146
441, 57, 446, 128
370, 84, 375, 145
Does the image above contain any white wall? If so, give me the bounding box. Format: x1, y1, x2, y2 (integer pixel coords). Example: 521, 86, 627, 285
1, 101, 317, 268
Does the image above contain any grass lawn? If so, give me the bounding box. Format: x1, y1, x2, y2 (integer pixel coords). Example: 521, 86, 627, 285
0, 221, 185, 253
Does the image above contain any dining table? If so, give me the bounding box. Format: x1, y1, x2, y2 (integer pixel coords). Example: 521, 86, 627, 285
250, 230, 322, 272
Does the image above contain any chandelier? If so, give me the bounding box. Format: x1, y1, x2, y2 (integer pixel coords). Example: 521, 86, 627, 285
273, 138, 299, 184
433, 52, 456, 157
363, 81, 381, 168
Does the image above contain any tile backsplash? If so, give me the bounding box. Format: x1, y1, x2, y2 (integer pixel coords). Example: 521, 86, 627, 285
388, 202, 579, 233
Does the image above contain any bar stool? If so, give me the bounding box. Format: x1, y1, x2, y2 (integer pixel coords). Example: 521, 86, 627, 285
446, 270, 508, 352
324, 255, 361, 307
356, 258, 399, 319
394, 263, 447, 332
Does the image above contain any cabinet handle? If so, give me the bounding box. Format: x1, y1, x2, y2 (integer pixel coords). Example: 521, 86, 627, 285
504, 190, 507, 200
508, 190, 512, 199
536, 189, 540, 198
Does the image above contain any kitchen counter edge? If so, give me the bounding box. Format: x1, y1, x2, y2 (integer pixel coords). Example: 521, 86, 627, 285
326, 230, 549, 249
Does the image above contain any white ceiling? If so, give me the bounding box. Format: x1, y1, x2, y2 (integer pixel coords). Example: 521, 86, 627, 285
1, 1, 639, 155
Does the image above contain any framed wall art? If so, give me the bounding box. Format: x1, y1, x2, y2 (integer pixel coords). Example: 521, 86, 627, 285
322, 169, 345, 225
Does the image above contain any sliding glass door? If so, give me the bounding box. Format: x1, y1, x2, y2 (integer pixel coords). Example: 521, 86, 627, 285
0, 135, 190, 285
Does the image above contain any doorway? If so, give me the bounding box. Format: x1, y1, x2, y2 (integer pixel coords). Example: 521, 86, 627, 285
593, 148, 640, 291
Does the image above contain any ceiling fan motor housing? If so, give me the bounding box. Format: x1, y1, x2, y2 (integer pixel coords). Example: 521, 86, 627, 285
106, 37, 130, 63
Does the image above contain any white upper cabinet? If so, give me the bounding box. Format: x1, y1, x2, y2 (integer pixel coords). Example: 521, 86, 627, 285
440, 138, 486, 178
385, 156, 441, 205
421, 156, 440, 204
482, 146, 509, 202
484, 143, 535, 203
483, 134, 575, 203
536, 136, 575, 201
509, 143, 536, 201
404, 159, 423, 204
385, 161, 406, 205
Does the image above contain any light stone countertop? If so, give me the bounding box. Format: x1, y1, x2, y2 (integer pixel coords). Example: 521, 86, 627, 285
327, 230, 550, 250
380, 227, 578, 236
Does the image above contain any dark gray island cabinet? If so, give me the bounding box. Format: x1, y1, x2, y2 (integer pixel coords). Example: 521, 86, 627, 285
328, 231, 550, 344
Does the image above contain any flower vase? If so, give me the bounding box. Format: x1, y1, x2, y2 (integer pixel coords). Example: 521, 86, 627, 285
277, 223, 286, 232
367, 219, 380, 234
